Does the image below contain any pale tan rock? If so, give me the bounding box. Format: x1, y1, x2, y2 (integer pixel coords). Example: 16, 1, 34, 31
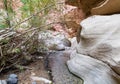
77, 14, 120, 66
38, 31, 71, 51
67, 14, 120, 84
67, 51, 120, 84
70, 37, 78, 50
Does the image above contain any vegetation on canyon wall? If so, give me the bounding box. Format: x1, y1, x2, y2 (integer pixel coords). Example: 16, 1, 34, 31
0, 0, 62, 72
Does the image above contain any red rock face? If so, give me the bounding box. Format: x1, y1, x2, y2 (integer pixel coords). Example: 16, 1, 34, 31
91, 0, 120, 15
65, 0, 105, 16
64, 6, 85, 37
0, 1, 4, 9
65, 0, 81, 8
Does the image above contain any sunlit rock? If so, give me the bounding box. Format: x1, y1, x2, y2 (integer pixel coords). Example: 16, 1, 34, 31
67, 14, 120, 84
67, 51, 119, 84
91, 0, 120, 15
38, 31, 71, 51
77, 14, 120, 67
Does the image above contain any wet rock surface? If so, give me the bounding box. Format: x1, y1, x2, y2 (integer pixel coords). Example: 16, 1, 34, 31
47, 51, 83, 84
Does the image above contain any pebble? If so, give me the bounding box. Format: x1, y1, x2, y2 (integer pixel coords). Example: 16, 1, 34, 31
31, 76, 52, 84
32, 81, 37, 84
7, 74, 18, 84
0, 80, 7, 84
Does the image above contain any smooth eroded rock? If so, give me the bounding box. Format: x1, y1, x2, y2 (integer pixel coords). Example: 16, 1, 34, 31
67, 14, 120, 84
67, 51, 120, 84
77, 14, 120, 67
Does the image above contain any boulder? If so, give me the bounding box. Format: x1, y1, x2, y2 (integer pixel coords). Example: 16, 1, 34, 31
77, 14, 120, 67
67, 14, 120, 84
38, 31, 71, 51
0, 80, 7, 84
7, 74, 18, 84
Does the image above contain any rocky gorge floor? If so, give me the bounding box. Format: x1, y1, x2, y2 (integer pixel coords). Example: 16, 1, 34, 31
0, 50, 83, 84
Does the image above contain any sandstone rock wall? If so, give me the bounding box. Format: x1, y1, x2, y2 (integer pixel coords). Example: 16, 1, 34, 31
66, 0, 120, 16
67, 14, 120, 84
91, 0, 120, 15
